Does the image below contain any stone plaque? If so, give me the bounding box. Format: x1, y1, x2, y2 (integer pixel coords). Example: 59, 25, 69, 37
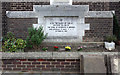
50, 0, 72, 5
45, 17, 77, 37
53, 0, 69, 2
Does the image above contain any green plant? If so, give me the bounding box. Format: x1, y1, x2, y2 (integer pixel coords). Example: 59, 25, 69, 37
113, 13, 120, 40
2, 32, 26, 52
4, 38, 17, 52
3, 38, 26, 52
26, 26, 47, 49
42, 47, 48, 51
78, 46, 83, 51
3, 32, 15, 42
0, 49, 2, 52
105, 35, 117, 42
15, 39, 26, 50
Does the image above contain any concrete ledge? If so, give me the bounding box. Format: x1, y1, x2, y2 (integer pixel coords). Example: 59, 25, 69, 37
6, 11, 38, 18
1, 52, 118, 59
1, 0, 119, 2
85, 11, 113, 18
6, 11, 113, 18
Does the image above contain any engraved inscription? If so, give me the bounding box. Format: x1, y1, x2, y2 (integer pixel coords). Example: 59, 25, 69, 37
45, 17, 77, 37
48, 22, 75, 32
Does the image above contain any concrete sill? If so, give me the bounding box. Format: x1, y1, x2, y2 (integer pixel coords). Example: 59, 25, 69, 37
0, 52, 118, 59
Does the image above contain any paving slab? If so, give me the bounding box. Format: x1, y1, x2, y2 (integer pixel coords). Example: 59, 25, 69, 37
83, 55, 106, 74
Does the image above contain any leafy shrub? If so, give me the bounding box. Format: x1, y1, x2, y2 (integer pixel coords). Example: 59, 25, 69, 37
42, 47, 48, 51
3, 32, 15, 42
15, 39, 26, 50
3, 38, 26, 52
105, 35, 117, 42
113, 13, 120, 40
26, 26, 47, 49
2, 32, 26, 52
4, 38, 17, 52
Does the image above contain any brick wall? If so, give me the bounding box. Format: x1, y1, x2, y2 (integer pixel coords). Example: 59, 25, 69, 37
109, 2, 120, 25
2, 59, 80, 72
84, 18, 113, 42
0, 2, 2, 49
2, 2, 119, 41
9, 2, 50, 11
2, 2, 10, 36
7, 18, 37, 39
73, 2, 109, 11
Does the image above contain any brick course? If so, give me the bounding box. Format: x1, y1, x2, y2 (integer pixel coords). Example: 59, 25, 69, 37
7, 18, 37, 39
2, 59, 80, 72
84, 18, 113, 42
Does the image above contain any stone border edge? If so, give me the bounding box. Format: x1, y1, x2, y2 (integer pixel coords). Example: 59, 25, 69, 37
1, 52, 118, 59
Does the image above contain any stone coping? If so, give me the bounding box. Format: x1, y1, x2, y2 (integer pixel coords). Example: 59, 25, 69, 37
1, 0, 119, 2
6, 11, 113, 18
0, 52, 118, 59
85, 11, 113, 18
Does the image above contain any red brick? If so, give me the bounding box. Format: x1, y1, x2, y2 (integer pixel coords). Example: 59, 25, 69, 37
57, 59, 65, 61
3, 68, 12, 70
23, 62, 31, 64
7, 65, 16, 67
56, 65, 64, 68
13, 68, 21, 70
46, 65, 54, 68
2, 65, 6, 67
46, 59, 56, 61
17, 65, 25, 67
32, 68, 41, 71
28, 59, 37, 61
32, 62, 40, 64
37, 59, 45, 61
74, 65, 80, 68
36, 65, 45, 68
27, 65, 35, 68
17, 59, 27, 61
42, 68, 51, 71
3, 61, 12, 64
61, 68, 71, 71
65, 59, 76, 62
13, 62, 21, 64
71, 62, 80, 65
42, 62, 50, 64
61, 62, 70, 65
51, 62, 60, 64
22, 68, 31, 70
65, 65, 74, 68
